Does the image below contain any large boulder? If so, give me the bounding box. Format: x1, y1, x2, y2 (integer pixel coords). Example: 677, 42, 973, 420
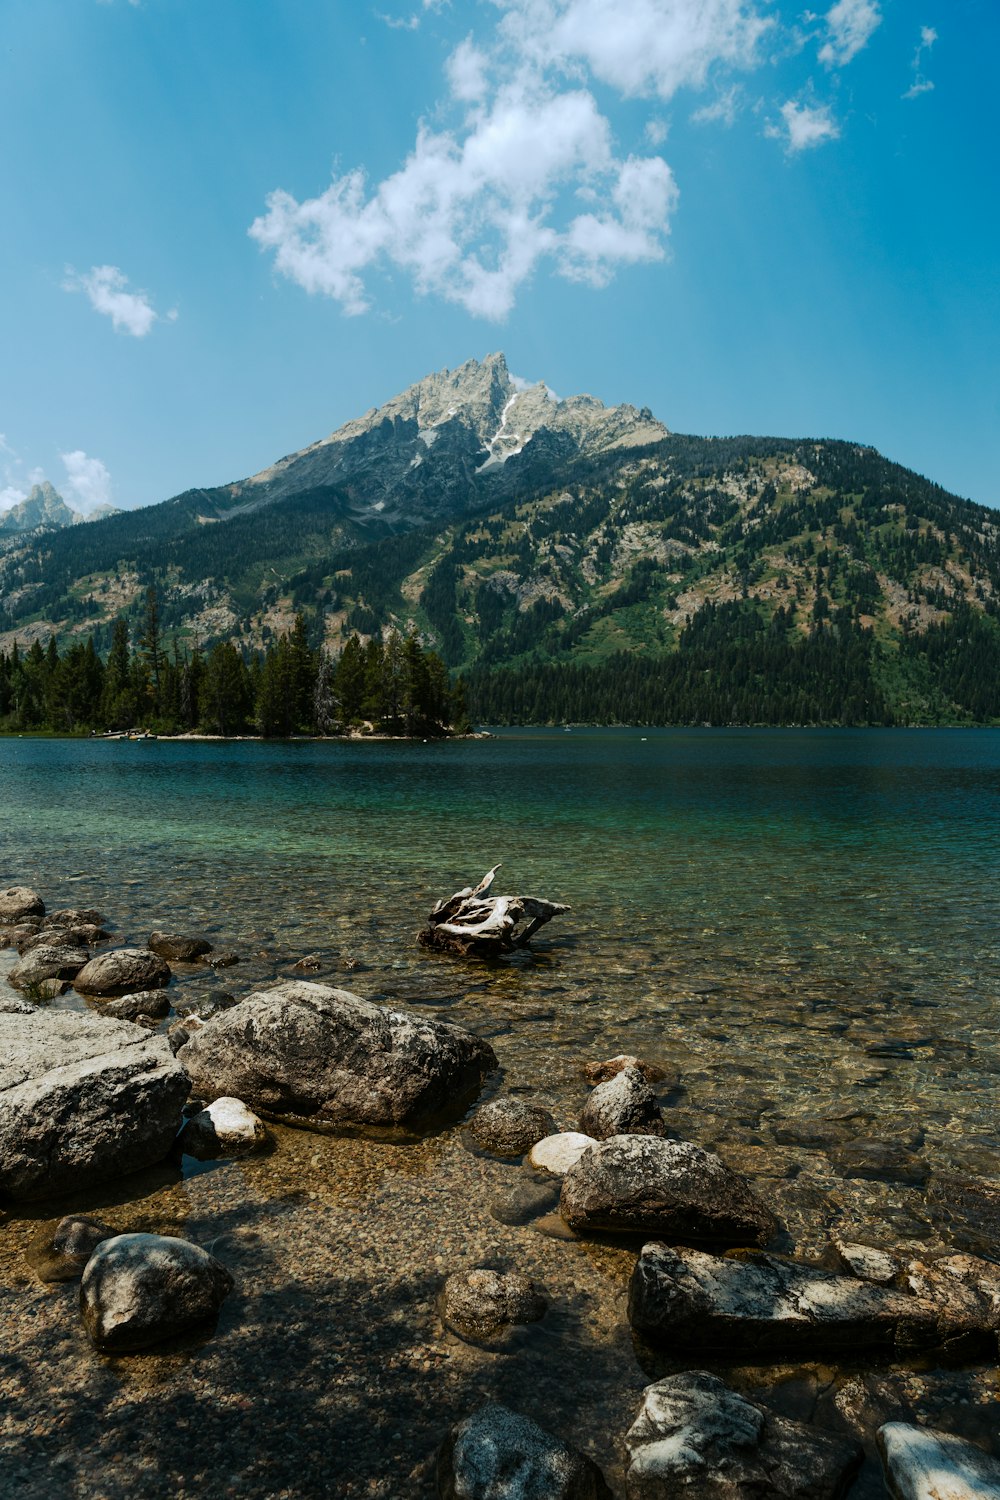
469, 1097, 556, 1156
578, 1066, 666, 1140
73, 948, 171, 996
624, 1371, 862, 1498
628, 1243, 1000, 1359
877, 1423, 1000, 1500
0, 1008, 189, 1200
80, 1233, 234, 1351
437, 1403, 611, 1500
148, 932, 213, 962
0, 887, 44, 922
176, 981, 497, 1128
561, 1136, 776, 1245
8, 944, 90, 989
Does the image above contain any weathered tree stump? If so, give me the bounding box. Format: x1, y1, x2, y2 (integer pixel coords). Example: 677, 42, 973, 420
418, 865, 570, 958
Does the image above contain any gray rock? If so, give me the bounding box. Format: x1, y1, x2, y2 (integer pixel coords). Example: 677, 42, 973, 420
624, 1371, 862, 1498
291, 953, 325, 973
171, 989, 236, 1021
8, 944, 90, 989
79, 1232, 234, 1352
489, 1180, 561, 1227
832, 1240, 900, 1284
0, 920, 42, 949
877, 1422, 1000, 1499
177, 981, 497, 1128
178, 1096, 267, 1159
35, 978, 71, 1000
469, 1097, 556, 1156
628, 1243, 1000, 1358
579, 1066, 666, 1140
73, 948, 171, 996
437, 1403, 611, 1500
0, 886, 44, 922
167, 1015, 203, 1055
93, 990, 171, 1022
442, 1268, 547, 1347
0, 1008, 189, 1199
21, 923, 107, 952
44, 907, 104, 928
148, 931, 213, 962
26, 1214, 114, 1282
561, 1136, 776, 1245
204, 950, 239, 969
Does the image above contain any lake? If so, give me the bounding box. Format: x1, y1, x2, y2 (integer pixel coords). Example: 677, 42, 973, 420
3, 728, 1000, 1498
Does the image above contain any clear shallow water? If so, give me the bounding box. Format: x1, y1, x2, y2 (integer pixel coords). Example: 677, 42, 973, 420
3, 729, 1000, 1497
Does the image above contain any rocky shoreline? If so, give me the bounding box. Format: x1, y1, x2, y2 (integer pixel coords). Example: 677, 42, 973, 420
3, 880, 1000, 1498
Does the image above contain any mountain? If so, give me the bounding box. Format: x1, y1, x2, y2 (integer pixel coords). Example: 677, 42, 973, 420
1, 354, 998, 724
0, 482, 120, 534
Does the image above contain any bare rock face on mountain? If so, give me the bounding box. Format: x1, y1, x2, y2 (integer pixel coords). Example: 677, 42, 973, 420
177, 981, 497, 1129
230, 352, 668, 528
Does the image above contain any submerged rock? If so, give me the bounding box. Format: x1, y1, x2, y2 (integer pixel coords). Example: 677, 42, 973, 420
74, 948, 171, 997
0, 1008, 189, 1199
179, 1097, 267, 1159
442, 1268, 547, 1347
148, 932, 213, 963
26, 1214, 114, 1282
0, 887, 44, 922
831, 1240, 900, 1285
624, 1371, 862, 1499
8, 944, 90, 989
0, 921, 42, 949
528, 1132, 597, 1176
171, 990, 236, 1022
469, 1097, 556, 1156
93, 989, 171, 1023
561, 1136, 777, 1245
877, 1422, 1000, 1500
578, 1066, 666, 1140
584, 1054, 667, 1085
437, 1403, 611, 1500
80, 1232, 234, 1352
628, 1243, 1000, 1358
177, 981, 497, 1128
44, 907, 104, 929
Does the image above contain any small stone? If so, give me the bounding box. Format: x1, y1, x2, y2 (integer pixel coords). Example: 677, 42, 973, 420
204, 950, 239, 969
583, 1054, 667, 1085
35, 978, 71, 1000
832, 1240, 900, 1285
148, 932, 213, 963
469, 1097, 556, 1156
528, 1132, 597, 1176
441, 1268, 547, 1347
291, 954, 325, 972
877, 1422, 1000, 1499
0, 886, 45, 922
578, 1065, 666, 1139
178, 1097, 268, 1159
437, 1403, 611, 1500
80, 1232, 234, 1352
26, 1214, 114, 1282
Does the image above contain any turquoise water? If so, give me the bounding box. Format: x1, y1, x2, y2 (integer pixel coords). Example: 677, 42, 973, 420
3, 728, 1000, 1188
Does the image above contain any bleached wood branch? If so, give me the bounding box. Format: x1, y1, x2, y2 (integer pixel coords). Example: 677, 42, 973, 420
419, 867, 569, 957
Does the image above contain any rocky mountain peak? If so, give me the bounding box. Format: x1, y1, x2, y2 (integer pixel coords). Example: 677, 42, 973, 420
0, 482, 76, 533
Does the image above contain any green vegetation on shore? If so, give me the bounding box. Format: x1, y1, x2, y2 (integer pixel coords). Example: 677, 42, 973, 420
0, 589, 468, 738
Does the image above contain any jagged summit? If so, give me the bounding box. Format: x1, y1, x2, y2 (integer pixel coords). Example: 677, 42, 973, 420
231, 353, 668, 523
0, 482, 76, 533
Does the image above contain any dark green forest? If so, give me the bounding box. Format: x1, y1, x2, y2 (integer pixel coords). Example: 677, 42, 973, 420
0, 589, 468, 738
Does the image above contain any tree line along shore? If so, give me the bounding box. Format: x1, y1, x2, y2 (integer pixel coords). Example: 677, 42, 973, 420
0, 587, 470, 739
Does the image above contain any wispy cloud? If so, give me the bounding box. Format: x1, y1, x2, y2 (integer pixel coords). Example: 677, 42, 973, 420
60, 451, 112, 514
818, 0, 881, 67
691, 84, 742, 126
767, 99, 840, 152
64, 264, 167, 337
251, 0, 771, 320
903, 24, 937, 99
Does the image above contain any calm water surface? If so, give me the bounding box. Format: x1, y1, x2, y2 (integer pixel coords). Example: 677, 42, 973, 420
3, 729, 1000, 1497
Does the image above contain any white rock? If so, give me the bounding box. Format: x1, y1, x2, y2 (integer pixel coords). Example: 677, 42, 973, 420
179, 1096, 267, 1158
877, 1422, 1000, 1500
528, 1132, 597, 1176
834, 1240, 900, 1285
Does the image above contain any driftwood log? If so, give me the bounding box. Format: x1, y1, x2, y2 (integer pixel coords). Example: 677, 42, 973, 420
418, 865, 570, 958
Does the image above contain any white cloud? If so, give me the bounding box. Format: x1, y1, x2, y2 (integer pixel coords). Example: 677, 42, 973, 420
903, 23, 937, 100
64, 264, 164, 337
0, 485, 26, 514
645, 117, 669, 145
251, 0, 777, 319
60, 451, 112, 514
767, 99, 840, 152
376, 11, 421, 30
818, 0, 881, 67
691, 84, 741, 125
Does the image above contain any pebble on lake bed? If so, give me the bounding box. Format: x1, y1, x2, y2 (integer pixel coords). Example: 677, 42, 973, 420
528, 1132, 597, 1176
437, 1402, 611, 1500
79, 1232, 234, 1352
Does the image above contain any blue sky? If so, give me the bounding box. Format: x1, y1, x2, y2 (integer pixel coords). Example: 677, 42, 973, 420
1, 0, 996, 515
